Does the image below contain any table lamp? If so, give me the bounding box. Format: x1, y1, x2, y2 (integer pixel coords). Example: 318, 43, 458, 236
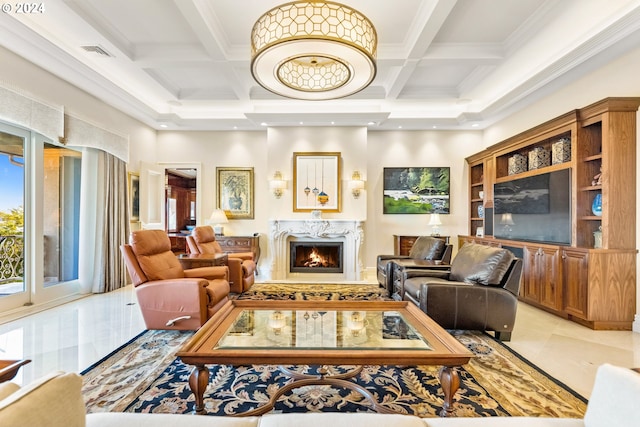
209, 209, 229, 236
428, 213, 442, 236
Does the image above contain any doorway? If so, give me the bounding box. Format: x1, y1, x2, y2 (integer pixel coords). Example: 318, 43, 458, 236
166, 168, 197, 253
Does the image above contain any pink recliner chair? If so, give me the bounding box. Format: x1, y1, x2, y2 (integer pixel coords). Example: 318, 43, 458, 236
120, 229, 230, 330
186, 226, 256, 294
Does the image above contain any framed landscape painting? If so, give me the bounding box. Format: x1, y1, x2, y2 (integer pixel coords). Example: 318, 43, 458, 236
383, 167, 450, 214
217, 167, 254, 219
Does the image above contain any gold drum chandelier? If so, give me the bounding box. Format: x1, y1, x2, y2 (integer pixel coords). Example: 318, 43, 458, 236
251, 1, 377, 100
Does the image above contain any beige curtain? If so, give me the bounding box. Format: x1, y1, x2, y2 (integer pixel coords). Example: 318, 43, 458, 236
97, 152, 130, 293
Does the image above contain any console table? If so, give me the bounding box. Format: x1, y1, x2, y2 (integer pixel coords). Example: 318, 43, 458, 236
216, 235, 261, 272
177, 253, 228, 270
393, 235, 450, 256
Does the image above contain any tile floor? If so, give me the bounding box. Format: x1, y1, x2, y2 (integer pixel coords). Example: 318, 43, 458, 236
1, 283, 639, 400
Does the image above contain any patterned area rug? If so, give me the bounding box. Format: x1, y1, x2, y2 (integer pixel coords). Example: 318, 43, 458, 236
82, 284, 587, 418
236, 283, 390, 301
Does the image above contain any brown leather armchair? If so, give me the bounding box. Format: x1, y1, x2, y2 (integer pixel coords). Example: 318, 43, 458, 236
120, 229, 230, 330
376, 236, 452, 293
401, 243, 523, 341
186, 226, 256, 294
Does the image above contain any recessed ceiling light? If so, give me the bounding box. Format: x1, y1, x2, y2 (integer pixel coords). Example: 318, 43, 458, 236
261, 122, 268, 126
331, 121, 335, 125
471, 123, 480, 127
233, 126, 238, 130
159, 124, 168, 128
299, 121, 304, 125
367, 121, 375, 125
432, 126, 437, 129
398, 125, 402, 129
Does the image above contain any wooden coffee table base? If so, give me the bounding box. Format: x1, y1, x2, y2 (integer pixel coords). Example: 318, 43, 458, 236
187, 363, 461, 417
178, 300, 472, 418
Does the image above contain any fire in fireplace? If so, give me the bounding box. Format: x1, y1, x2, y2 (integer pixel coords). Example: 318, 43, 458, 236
290, 241, 344, 274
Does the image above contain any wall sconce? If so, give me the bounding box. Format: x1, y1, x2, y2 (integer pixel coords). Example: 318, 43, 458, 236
209, 209, 229, 236
347, 311, 366, 337
428, 213, 442, 236
269, 171, 286, 198
269, 311, 286, 335
349, 171, 365, 198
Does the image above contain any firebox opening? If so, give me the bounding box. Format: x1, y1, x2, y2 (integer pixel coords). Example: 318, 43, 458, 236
290, 241, 344, 274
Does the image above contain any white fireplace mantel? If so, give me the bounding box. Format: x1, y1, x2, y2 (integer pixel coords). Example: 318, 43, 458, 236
266, 219, 365, 281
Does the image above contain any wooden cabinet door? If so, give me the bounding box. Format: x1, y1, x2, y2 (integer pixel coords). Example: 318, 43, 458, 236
538, 247, 562, 310
562, 248, 589, 319
522, 246, 541, 303
522, 245, 561, 310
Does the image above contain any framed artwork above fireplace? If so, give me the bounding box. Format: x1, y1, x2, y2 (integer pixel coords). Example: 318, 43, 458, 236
293, 152, 341, 212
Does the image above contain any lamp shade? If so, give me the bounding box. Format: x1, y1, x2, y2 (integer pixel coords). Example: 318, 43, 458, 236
428, 213, 442, 225
209, 209, 229, 224
500, 213, 515, 225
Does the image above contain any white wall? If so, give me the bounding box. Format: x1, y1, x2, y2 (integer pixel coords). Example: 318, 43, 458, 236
366, 130, 483, 267
155, 127, 481, 273
155, 131, 268, 237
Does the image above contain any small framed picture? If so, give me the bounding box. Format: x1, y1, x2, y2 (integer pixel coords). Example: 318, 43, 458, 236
476, 227, 484, 237
216, 167, 254, 219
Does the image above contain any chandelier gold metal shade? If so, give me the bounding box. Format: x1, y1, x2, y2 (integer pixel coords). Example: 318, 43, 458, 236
251, 1, 377, 100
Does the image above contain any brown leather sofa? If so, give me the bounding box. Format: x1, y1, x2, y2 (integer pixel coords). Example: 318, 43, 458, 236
186, 226, 256, 294
120, 229, 230, 330
401, 243, 523, 341
376, 236, 452, 294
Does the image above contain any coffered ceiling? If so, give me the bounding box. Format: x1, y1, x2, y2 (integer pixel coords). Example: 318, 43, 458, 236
1, 0, 640, 131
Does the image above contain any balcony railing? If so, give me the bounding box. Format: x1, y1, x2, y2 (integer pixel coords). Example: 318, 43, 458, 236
0, 235, 24, 285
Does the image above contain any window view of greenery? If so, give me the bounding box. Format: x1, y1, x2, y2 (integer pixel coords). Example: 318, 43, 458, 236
0, 133, 25, 296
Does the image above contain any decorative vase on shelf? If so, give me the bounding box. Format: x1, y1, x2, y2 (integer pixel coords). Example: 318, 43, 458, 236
477, 204, 484, 219
592, 193, 602, 216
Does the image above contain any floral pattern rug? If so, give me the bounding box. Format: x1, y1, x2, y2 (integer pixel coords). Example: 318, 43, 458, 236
82, 284, 587, 418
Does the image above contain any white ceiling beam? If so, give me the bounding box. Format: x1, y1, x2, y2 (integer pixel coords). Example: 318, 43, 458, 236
385, 0, 459, 99
173, 0, 249, 101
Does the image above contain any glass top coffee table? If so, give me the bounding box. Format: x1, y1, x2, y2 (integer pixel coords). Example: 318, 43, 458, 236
177, 300, 473, 417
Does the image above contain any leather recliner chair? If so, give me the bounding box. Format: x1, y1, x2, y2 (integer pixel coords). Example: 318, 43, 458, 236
186, 226, 256, 294
120, 229, 231, 330
376, 236, 452, 294
401, 243, 523, 341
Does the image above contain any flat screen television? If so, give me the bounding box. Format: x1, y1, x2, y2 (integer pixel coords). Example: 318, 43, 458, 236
493, 169, 571, 245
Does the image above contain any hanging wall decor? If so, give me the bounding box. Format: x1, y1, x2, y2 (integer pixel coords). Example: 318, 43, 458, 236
293, 152, 341, 212
383, 167, 450, 214
216, 167, 255, 219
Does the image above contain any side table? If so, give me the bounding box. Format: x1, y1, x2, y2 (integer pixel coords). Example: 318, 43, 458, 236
177, 253, 228, 269
390, 259, 450, 301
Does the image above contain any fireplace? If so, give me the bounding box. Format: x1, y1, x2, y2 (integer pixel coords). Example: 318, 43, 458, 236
290, 241, 343, 274
267, 219, 364, 281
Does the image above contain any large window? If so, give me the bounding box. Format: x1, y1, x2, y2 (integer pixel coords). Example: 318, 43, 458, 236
0, 123, 82, 310
0, 130, 25, 297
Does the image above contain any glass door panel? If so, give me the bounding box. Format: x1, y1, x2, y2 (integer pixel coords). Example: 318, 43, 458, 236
42, 143, 81, 287
0, 126, 28, 309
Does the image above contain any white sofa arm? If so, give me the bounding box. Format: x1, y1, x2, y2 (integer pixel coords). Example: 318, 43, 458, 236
584, 364, 640, 427
259, 413, 427, 427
